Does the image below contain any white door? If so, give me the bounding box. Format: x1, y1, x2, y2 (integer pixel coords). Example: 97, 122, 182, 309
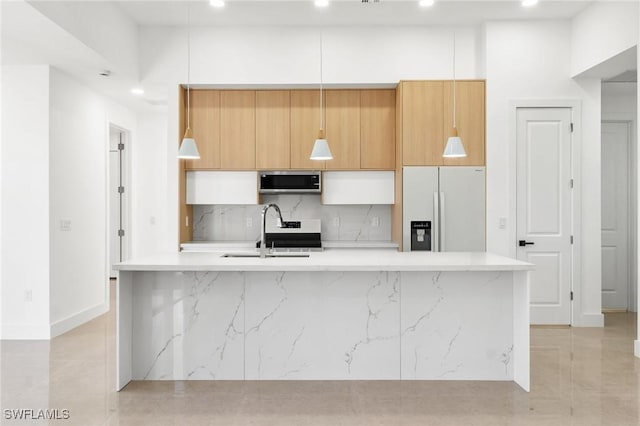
516, 108, 573, 325
601, 121, 630, 310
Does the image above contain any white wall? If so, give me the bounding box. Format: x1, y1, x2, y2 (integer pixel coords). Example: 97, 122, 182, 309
27, 1, 139, 78
133, 111, 170, 257
48, 69, 137, 336
1, 65, 51, 339
571, 1, 639, 77
140, 26, 480, 85
484, 21, 603, 326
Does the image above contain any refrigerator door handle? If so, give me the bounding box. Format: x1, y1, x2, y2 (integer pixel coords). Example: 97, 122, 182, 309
433, 192, 440, 252
439, 192, 446, 252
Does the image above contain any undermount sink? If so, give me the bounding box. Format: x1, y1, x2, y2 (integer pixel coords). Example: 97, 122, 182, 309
221, 253, 310, 258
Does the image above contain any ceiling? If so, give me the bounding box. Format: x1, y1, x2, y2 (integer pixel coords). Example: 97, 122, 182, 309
116, 0, 594, 27
4, 1, 635, 113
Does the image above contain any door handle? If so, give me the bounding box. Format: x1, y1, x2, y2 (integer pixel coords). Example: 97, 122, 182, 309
518, 240, 534, 247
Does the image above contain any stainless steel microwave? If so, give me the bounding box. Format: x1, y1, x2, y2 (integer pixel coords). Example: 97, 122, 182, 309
259, 171, 321, 194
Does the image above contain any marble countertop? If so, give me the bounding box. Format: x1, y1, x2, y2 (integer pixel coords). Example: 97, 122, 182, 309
114, 250, 533, 272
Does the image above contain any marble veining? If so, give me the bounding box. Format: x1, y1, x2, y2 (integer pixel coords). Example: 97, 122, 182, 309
344, 272, 400, 373
244, 271, 401, 380
127, 269, 522, 384
132, 271, 245, 380
400, 271, 514, 380
192, 194, 391, 242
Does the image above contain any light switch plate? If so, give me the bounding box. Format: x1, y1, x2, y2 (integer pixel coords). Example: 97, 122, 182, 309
60, 220, 72, 231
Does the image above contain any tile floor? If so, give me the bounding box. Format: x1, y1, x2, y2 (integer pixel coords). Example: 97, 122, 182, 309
1, 283, 639, 426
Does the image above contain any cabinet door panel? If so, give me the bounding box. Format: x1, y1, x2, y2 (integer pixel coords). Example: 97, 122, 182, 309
185, 90, 220, 169
325, 90, 360, 170
443, 81, 485, 166
361, 89, 395, 169
291, 90, 325, 169
402, 81, 444, 166
220, 91, 256, 169
256, 90, 290, 169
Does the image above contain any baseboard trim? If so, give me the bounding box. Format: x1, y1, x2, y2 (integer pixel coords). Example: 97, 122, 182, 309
573, 313, 605, 327
1, 324, 51, 340
50, 302, 108, 338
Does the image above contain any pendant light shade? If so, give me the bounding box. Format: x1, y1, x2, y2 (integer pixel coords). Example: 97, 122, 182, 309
178, 128, 200, 159
443, 32, 467, 159
443, 128, 466, 158
310, 31, 332, 161
310, 130, 333, 160
177, 4, 200, 160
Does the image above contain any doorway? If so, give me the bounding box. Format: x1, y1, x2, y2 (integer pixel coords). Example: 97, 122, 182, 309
108, 126, 128, 278
515, 107, 574, 325
601, 120, 633, 311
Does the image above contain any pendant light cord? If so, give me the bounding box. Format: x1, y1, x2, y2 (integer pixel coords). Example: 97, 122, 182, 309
452, 31, 456, 130
186, 3, 191, 130
319, 30, 324, 131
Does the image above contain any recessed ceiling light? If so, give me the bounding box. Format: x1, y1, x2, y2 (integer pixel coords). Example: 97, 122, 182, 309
522, 0, 538, 7
315, 0, 329, 7
131, 88, 144, 95
210, 0, 225, 8
419, 0, 435, 7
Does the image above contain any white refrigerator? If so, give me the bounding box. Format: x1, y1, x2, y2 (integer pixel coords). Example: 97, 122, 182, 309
403, 166, 486, 252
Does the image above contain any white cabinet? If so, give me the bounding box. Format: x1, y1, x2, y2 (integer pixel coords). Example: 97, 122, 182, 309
322, 171, 394, 205
186, 171, 258, 205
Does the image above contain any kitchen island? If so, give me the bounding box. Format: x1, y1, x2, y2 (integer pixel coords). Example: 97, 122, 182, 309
114, 250, 533, 391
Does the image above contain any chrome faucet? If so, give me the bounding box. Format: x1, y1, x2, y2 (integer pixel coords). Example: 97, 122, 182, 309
260, 203, 284, 258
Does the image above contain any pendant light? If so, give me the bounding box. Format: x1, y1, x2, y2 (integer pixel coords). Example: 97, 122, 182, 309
178, 3, 200, 160
443, 32, 467, 158
310, 30, 333, 161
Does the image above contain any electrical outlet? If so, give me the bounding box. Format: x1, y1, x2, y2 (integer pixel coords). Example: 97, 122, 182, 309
333, 217, 340, 227
150, 216, 156, 225
499, 217, 507, 230
371, 216, 380, 228
246, 217, 253, 228
25, 290, 32, 302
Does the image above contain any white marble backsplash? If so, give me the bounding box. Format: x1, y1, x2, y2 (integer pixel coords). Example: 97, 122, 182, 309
192, 194, 391, 242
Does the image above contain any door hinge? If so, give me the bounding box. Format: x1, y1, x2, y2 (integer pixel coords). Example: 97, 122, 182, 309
570, 179, 574, 189
570, 235, 574, 244
570, 291, 574, 301
118, 143, 124, 151
117, 186, 125, 194
570, 123, 574, 133
117, 229, 125, 237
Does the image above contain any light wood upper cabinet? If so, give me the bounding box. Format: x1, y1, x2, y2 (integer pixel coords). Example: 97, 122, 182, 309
185, 90, 220, 169
360, 89, 395, 169
399, 80, 485, 166
256, 90, 291, 169
290, 90, 325, 169
220, 90, 256, 169
401, 81, 444, 166
325, 90, 361, 170
443, 81, 485, 166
